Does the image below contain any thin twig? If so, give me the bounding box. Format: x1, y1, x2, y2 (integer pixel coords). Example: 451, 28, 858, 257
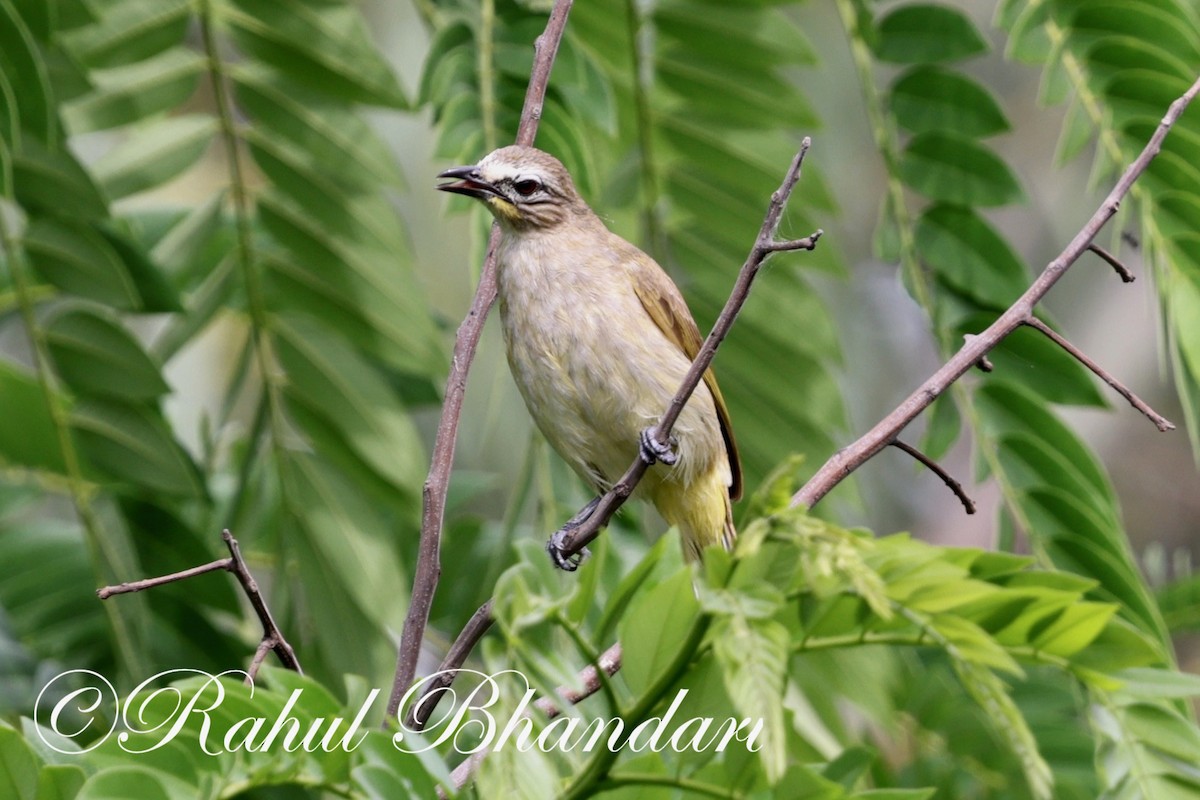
1022, 317, 1174, 431
531, 642, 623, 717
406, 599, 496, 729
890, 439, 976, 515
1088, 243, 1136, 282
790, 72, 1200, 510
97, 558, 231, 599
387, 0, 577, 722
555, 140, 822, 559
247, 638, 274, 684
97, 530, 302, 676
221, 530, 302, 674
444, 643, 623, 794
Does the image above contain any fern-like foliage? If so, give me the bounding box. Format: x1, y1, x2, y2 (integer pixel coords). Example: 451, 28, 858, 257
0, 0, 442, 687
837, 1, 1200, 797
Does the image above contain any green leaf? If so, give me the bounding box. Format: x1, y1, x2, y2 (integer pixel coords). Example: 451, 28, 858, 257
618, 569, 699, 695
0, 519, 107, 662
37, 765, 87, 800
61, 0, 190, 69
92, 114, 216, 199
71, 399, 204, 497
232, 64, 405, 189
873, 4, 989, 64
256, 192, 443, 376
952, 661, 1053, 799
891, 66, 1010, 137
0, 359, 68, 474
75, 765, 195, 800
0, 722, 38, 800
22, 219, 140, 310
225, 0, 408, 108
12, 139, 107, 220
62, 47, 205, 133
712, 615, 789, 782
45, 304, 169, 401
283, 454, 409, 680
272, 313, 426, 497
900, 132, 1024, 206
916, 204, 1029, 306
1115, 668, 1200, 700
149, 191, 227, 282
0, 0, 55, 145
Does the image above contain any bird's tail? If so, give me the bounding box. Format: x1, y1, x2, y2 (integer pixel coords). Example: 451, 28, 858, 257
654, 467, 737, 562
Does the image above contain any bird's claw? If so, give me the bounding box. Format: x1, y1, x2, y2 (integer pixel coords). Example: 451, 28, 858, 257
639, 428, 678, 466
546, 528, 589, 572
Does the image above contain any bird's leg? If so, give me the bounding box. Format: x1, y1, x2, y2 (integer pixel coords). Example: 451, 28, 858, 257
639, 427, 678, 466
546, 495, 601, 571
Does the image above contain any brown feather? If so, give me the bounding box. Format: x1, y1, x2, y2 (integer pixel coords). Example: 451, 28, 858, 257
631, 262, 743, 501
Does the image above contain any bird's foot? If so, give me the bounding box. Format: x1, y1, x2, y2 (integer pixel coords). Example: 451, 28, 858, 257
639, 427, 678, 466
545, 496, 600, 572
547, 529, 589, 571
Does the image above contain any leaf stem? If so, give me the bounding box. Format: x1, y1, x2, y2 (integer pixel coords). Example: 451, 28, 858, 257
623, 0, 667, 263
198, 0, 290, 495
0, 206, 146, 678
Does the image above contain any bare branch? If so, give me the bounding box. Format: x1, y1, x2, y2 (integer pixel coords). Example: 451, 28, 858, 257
554, 142, 822, 560
790, 73, 1200, 511
532, 642, 623, 717
98, 530, 302, 676
406, 599, 496, 729
444, 643, 624, 795
1088, 243, 1136, 283
1022, 317, 1174, 431
890, 439, 976, 515
387, 0, 577, 721
221, 530, 303, 675
97, 558, 230, 599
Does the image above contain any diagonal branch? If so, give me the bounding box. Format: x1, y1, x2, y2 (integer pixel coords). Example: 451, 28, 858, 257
386, 0, 577, 721
1022, 317, 1173, 431
554, 140, 822, 560
790, 72, 1200, 511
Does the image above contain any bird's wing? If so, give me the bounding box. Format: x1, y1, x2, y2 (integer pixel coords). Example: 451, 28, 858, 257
631, 257, 743, 500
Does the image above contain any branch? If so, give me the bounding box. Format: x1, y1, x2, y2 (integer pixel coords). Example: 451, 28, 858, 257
1088, 243, 1136, 283
405, 598, 495, 729
1023, 317, 1173, 431
790, 73, 1200, 511
554, 140, 822, 559
890, 439, 976, 515
386, 0, 577, 721
98, 530, 301, 680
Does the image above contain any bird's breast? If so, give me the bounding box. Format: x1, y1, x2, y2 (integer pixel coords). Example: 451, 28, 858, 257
495, 231, 723, 490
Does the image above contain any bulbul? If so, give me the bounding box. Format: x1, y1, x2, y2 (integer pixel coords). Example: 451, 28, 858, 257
437, 145, 741, 568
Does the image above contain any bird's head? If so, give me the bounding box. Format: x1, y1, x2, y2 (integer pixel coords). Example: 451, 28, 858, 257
436, 146, 587, 231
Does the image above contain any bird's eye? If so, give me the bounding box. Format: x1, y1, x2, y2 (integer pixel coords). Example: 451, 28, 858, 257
513, 179, 541, 197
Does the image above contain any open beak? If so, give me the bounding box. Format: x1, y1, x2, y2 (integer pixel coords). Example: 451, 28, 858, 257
436, 165, 498, 200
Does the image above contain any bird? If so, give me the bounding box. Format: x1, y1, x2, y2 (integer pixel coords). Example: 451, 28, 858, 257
437, 145, 741, 569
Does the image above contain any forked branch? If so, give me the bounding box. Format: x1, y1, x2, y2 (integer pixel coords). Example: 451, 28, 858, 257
98, 530, 300, 681
790, 72, 1200, 510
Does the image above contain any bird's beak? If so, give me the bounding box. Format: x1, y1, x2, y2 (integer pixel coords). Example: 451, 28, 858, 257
436, 165, 499, 200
